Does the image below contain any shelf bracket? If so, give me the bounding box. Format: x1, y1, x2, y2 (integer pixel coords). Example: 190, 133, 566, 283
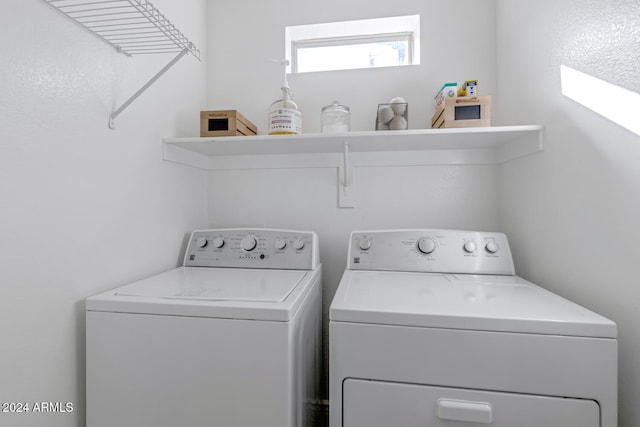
338, 141, 355, 208
109, 49, 188, 129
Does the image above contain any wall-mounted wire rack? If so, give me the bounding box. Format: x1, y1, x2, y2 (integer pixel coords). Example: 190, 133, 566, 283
41, 0, 201, 129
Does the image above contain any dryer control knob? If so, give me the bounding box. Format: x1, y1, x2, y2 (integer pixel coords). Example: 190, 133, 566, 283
293, 239, 305, 251
195, 237, 208, 248
212, 237, 225, 248
485, 241, 498, 254
241, 236, 258, 252
359, 239, 372, 251
274, 238, 287, 250
417, 238, 436, 254
464, 241, 478, 253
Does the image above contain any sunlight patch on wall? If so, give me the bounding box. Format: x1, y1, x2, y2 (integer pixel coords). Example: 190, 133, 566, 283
561, 65, 640, 136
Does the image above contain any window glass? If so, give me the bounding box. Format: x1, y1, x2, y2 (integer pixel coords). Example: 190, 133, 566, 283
286, 15, 420, 74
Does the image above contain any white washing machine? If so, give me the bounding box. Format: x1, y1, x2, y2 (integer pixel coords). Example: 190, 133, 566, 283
330, 229, 617, 427
86, 228, 322, 427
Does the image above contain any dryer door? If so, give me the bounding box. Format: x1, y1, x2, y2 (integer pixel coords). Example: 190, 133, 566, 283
344, 379, 598, 427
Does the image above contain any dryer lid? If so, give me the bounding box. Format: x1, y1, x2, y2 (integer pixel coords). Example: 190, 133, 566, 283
114, 267, 307, 302
329, 271, 617, 338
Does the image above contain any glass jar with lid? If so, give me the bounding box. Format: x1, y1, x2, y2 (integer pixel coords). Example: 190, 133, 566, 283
321, 101, 350, 133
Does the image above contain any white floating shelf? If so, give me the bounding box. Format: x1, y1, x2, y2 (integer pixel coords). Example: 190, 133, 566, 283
163, 125, 544, 208
163, 125, 544, 170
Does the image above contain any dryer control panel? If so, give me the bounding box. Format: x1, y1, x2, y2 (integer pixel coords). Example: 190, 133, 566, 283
184, 228, 319, 270
348, 229, 514, 275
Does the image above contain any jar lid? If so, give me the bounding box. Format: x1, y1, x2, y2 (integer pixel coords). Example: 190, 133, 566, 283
322, 101, 350, 113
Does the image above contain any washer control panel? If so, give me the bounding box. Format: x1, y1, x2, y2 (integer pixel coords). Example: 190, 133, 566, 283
348, 229, 514, 275
184, 228, 319, 270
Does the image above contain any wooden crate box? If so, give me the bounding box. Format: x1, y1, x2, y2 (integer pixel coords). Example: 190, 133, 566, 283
200, 110, 257, 137
432, 96, 491, 129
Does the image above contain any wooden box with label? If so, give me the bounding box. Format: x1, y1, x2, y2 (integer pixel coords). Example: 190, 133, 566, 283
431, 96, 491, 129
200, 110, 257, 137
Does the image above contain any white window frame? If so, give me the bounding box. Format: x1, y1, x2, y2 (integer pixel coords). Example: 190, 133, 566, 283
286, 15, 420, 74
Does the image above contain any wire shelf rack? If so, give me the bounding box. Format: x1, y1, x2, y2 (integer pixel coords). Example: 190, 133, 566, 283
42, 0, 201, 128
42, 0, 200, 59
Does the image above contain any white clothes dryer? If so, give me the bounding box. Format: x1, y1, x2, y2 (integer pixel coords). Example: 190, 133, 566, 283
87, 228, 322, 427
330, 229, 617, 427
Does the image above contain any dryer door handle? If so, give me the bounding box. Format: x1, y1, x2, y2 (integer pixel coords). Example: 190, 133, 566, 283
436, 399, 493, 424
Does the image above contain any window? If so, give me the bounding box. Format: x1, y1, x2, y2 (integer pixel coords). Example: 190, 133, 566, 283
286, 15, 420, 74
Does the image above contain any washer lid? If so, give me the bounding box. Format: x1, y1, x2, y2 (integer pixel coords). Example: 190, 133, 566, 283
115, 267, 306, 302
86, 267, 317, 321
330, 271, 616, 338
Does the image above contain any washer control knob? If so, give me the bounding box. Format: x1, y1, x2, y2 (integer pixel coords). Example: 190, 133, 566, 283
241, 236, 258, 252
417, 238, 436, 254
463, 241, 478, 253
485, 241, 499, 254
195, 237, 208, 248
359, 239, 372, 251
293, 239, 305, 251
212, 237, 225, 248
274, 238, 287, 250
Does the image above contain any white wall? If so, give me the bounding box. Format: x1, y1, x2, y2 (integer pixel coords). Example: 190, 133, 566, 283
0, 1, 208, 425
496, 1, 640, 426
206, 0, 499, 398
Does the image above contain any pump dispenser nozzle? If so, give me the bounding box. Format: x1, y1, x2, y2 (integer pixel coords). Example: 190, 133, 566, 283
269, 58, 291, 90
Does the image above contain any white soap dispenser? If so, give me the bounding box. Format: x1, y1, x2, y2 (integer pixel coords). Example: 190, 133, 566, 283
268, 59, 302, 135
